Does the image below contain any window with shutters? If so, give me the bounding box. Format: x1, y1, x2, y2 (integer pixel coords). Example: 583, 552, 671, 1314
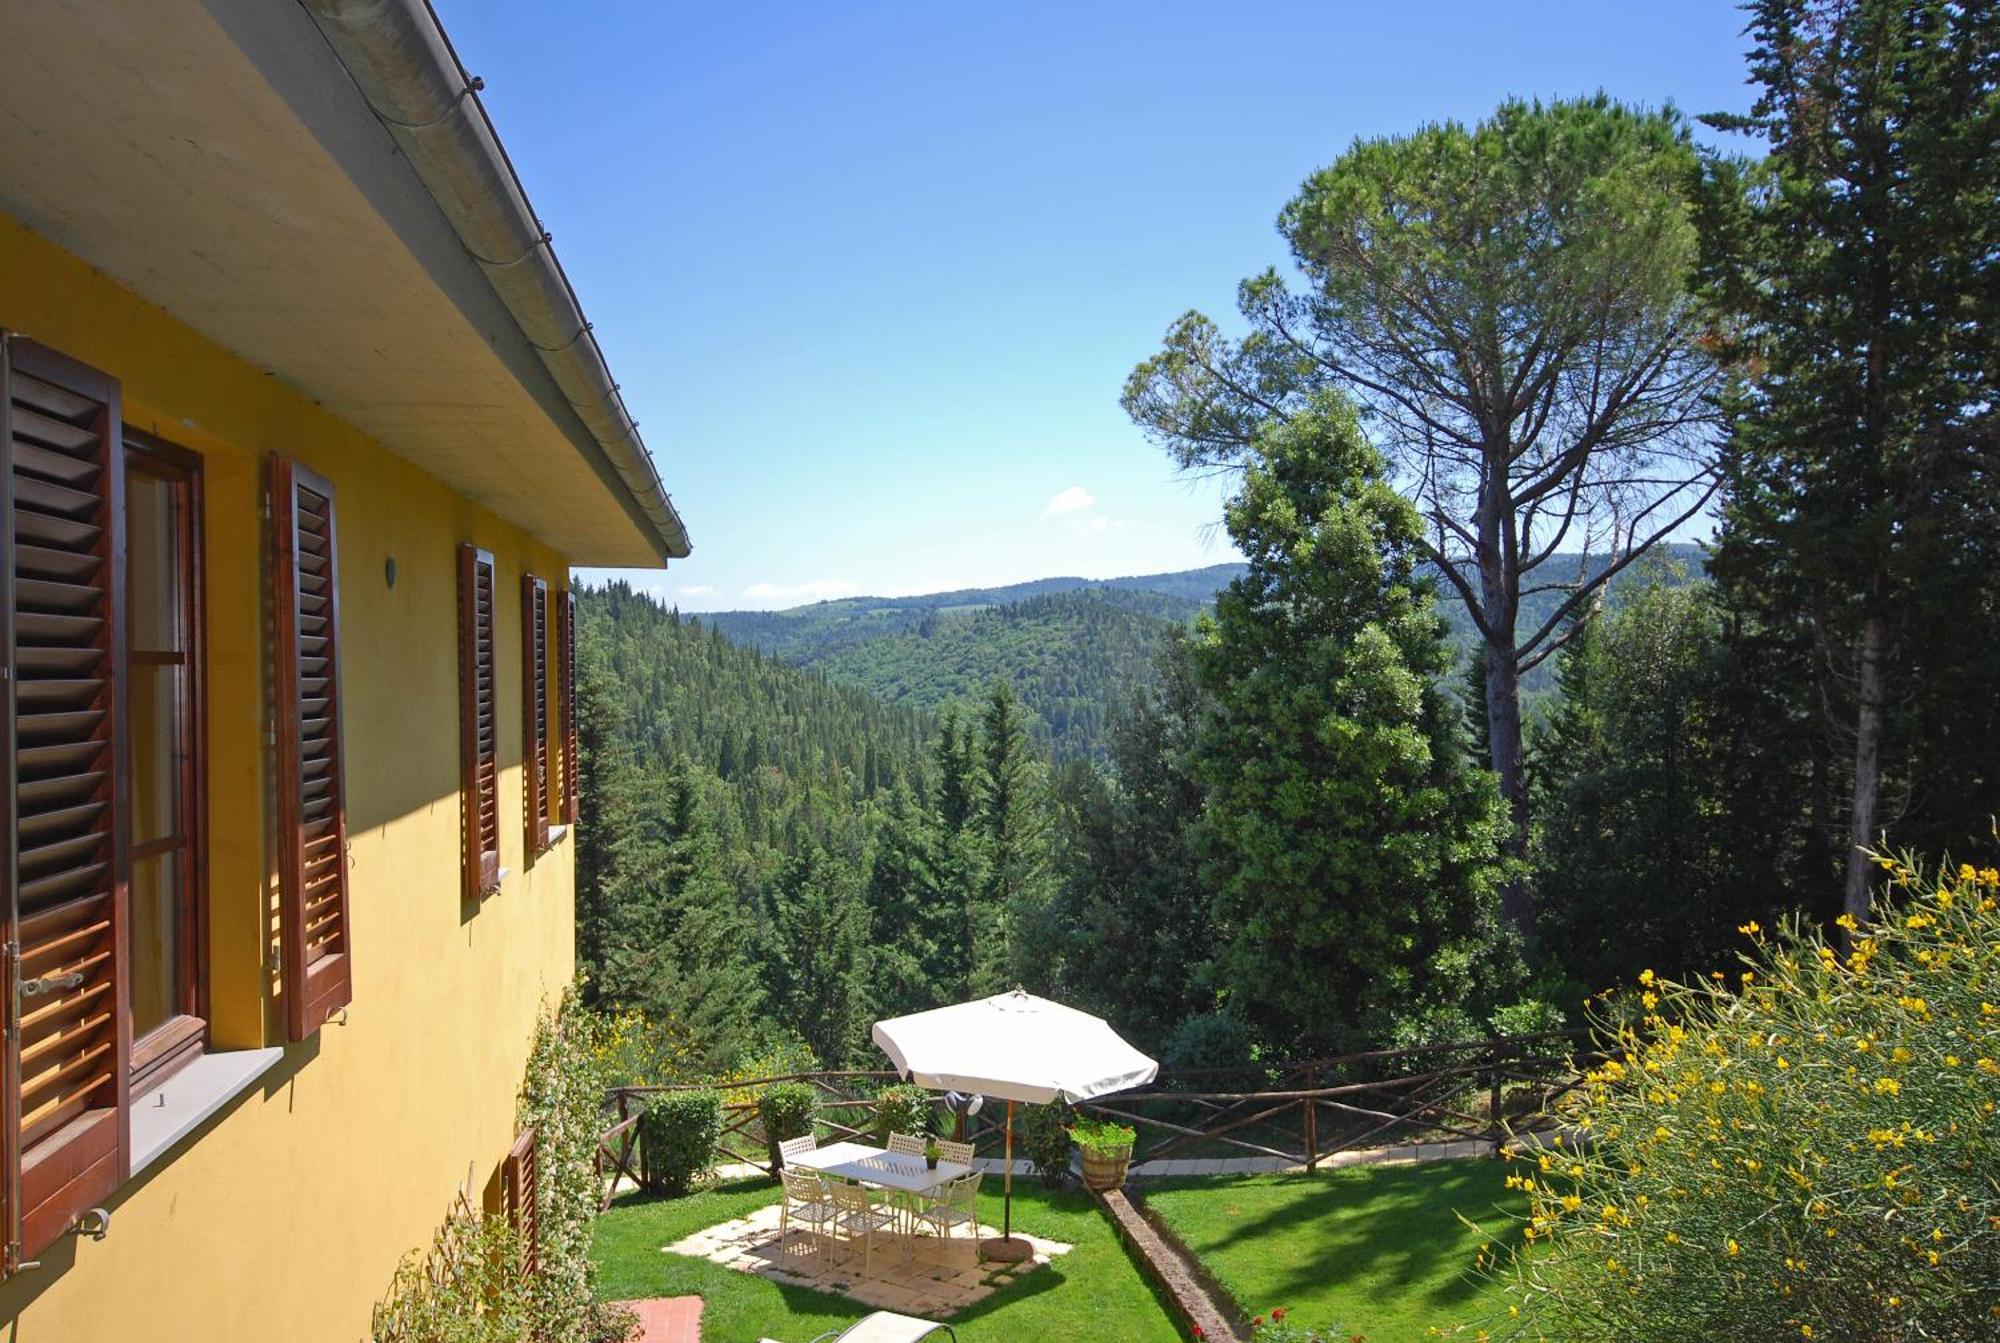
458, 545, 500, 900
270, 455, 353, 1042
1, 336, 130, 1268
521, 574, 551, 856
500, 1127, 539, 1275
125, 433, 206, 1093
559, 588, 578, 827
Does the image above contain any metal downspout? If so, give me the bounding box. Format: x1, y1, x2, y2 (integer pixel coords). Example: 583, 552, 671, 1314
299, 0, 690, 560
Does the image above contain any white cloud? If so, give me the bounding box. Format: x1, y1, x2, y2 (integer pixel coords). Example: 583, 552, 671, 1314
1042, 485, 1096, 517
741, 578, 862, 605
677, 584, 720, 598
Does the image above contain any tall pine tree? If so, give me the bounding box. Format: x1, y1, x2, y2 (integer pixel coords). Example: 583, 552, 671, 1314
1705, 0, 2000, 927
1190, 396, 1521, 1055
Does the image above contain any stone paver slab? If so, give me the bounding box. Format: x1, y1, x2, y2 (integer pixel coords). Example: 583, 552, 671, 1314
660, 1202, 1070, 1317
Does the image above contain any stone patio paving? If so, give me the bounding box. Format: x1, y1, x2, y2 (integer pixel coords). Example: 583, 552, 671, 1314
663, 1203, 1072, 1317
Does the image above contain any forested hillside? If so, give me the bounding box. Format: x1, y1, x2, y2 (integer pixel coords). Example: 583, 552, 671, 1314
702, 563, 1242, 662
697, 550, 1707, 759
574, 582, 1064, 1073
809, 588, 1187, 758
583, 582, 933, 814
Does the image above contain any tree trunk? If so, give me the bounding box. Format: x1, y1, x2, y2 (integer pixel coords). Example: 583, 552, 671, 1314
1485, 635, 1534, 935
1841, 611, 1887, 943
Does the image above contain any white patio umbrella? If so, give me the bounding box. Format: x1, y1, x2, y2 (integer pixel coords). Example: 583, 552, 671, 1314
872, 989, 1158, 1260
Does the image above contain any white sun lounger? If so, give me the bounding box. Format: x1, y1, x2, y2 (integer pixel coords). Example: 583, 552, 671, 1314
763, 1311, 958, 1343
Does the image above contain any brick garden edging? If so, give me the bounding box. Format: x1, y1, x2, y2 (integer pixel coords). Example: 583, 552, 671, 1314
1091, 1186, 1243, 1342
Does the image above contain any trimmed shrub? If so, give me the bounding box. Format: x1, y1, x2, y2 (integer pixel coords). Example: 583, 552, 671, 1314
1479, 856, 2000, 1341
759, 1081, 818, 1168
873, 1083, 936, 1143
638, 1090, 722, 1197
1019, 1102, 1074, 1186
1162, 1010, 1257, 1075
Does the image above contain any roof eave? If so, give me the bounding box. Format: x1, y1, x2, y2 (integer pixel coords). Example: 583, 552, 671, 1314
299, 0, 690, 563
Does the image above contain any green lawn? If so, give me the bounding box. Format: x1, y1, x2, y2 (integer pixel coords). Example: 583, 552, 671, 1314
1142, 1159, 1525, 1342
591, 1175, 1184, 1343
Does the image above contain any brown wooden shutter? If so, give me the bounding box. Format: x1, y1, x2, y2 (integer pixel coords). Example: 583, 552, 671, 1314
457, 546, 500, 899
521, 575, 549, 855
270, 455, 352, 1041
0, 336, 130, 1269
560, 588, 578, 826
501, 1127, 539, 1275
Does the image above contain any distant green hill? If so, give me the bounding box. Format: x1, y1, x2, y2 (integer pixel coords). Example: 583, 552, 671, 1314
805, 588, 1190, 758
696, 550, 1707, 759
702, 563, 1246, 663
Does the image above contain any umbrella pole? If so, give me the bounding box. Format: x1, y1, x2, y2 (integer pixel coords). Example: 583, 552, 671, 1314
1003, 1099, 1013, 1239
982, 1098, 1031, 1262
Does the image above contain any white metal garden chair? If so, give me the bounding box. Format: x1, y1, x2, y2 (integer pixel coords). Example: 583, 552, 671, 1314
881, 1131, 932, 1230
827, 1180, 904, 1272
913, 1171, 981, 1252
934, 1137, 974, 1167
778, 1168, 834, 1260
780, 1133, 819, 1166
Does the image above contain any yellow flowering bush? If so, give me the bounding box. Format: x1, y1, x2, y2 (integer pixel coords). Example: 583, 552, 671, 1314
1476, 856, 2000, 1341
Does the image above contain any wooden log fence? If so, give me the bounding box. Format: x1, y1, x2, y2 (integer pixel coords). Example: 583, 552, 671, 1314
596, 1030, 1601, 1205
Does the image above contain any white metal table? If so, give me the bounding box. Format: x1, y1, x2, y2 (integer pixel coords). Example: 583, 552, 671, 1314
788, 1140, 971, 1195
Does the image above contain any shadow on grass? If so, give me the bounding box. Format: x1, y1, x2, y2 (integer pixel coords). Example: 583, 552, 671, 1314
1146, 1161, 1524, 1314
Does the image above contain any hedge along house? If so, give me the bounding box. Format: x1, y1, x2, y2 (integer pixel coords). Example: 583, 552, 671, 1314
0, 1, 689, 1338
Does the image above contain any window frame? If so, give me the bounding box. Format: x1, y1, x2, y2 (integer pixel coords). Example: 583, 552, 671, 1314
458, 544, 501, 900
521, 573, 551, 856
269, 454, 353, 1041
122, 429, 208, 1095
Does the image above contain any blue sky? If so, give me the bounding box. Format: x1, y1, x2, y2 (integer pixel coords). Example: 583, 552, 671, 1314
443, 2, 1756, 611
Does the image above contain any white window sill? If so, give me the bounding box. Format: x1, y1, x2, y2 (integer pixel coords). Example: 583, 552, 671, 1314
547, 824, 570, 846
131, 1047, 284, 1176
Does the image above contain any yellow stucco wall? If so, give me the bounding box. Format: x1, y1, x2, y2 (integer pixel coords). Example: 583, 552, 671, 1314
0, 214, 579, 1341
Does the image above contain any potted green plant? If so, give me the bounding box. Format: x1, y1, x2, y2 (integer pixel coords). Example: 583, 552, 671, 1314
923, 1137, 941, 1170
1069, 1116, 1137, 1191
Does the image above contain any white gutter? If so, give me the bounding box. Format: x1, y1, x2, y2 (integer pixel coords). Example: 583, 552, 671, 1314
298, 0, 690, 560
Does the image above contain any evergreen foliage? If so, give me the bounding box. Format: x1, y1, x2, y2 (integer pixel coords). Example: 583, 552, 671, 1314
638, 1091, 723, 1197
1703, 0, 2000, 922
1183, 399, 1525, 1054
1125, 95, 1724, 935
1533, 572, 1802, 993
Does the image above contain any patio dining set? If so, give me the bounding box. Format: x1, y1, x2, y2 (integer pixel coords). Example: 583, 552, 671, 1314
776, 1133, 985, 1272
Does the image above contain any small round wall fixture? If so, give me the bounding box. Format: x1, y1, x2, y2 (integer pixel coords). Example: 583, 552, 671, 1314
384, 556, 398, 590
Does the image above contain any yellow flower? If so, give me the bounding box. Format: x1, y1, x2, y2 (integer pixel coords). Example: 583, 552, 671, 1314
1874, 1076, 1902, 1096
1726, 1239, 1741, 1258
1639, 968, 1656, 987
1739, 920, 1762, 936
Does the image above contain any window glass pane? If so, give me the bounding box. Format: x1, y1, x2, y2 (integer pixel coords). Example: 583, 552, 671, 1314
130, 852, 179, 1040
126, 467, 179, 654
130, 663, 179, 847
